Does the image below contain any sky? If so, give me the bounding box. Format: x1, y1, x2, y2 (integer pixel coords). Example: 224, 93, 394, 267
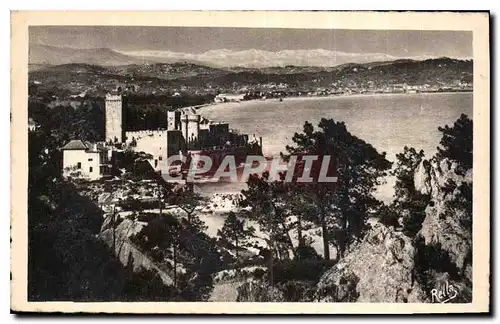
30, 26, 472, 58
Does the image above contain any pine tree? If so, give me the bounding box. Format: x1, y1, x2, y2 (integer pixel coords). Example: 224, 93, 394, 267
286, 119, 391, 259
241, 173, 296, 284
392, 146, 425, 202
217, 212, 255, 261
436, 113, 472, 170
388, 146, 429, 237
170, 184, 207, 233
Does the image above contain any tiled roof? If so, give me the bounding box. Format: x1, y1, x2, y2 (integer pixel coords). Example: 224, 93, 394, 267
84, 141, 107, 152
61, 140, 108, 152
61, 140, 88, 150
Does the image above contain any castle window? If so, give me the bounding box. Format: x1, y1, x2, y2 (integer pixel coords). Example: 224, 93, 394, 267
154, 159, 158, 168
89, 167, 93, 173
159, 156, 162, 161
77, 162, 82, 169
88, 158, 93, 162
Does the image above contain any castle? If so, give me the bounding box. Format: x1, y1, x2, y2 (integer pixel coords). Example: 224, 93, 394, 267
62, 93, 262, 181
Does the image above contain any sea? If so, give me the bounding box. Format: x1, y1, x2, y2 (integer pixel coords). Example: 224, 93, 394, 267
196, 92, 473, 202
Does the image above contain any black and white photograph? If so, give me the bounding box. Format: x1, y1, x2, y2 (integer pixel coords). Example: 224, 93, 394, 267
10, 11, 490, 314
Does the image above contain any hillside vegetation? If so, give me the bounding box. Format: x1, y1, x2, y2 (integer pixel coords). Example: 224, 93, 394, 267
29, 58, 472, 97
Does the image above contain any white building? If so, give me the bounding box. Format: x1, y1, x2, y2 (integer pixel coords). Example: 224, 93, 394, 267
61, 140, 112, 181
214, 93, 246, 103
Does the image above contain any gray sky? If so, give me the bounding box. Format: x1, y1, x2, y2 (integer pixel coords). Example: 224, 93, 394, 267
30, 26, 472, 58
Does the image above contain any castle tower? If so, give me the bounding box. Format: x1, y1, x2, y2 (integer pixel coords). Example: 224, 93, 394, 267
167, 110, 181, 131
181, 115, 187, 144
181, 114, 200, 144
187, 114, 201, 143
105, 93, 124, 143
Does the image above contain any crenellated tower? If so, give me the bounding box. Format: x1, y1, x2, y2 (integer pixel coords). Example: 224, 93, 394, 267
105, 93, 125, 143
167, 110, 181, 131
181, 114, 201, 144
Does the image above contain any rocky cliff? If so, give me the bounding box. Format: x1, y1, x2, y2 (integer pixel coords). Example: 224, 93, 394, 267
414, 157, 473, 275
315, 223, 426, 302
315, 157, 472, 303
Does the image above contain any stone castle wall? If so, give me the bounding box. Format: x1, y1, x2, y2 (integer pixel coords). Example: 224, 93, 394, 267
125, 130, 183, 171
126, 130, 169, 170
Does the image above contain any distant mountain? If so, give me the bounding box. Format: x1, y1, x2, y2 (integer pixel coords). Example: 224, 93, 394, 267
31, 44, 467, 68
29, 58, 472, 96
28, 63, 51, 72
109, 62, 230, 80
29, 44, 152, 66
119, 48, 441, 68
184, 57, 472, 88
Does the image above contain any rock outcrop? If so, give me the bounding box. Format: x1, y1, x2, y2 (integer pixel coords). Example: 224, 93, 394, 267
315, 157, 473, 303
414, 157, 472, 273
209, 267, 267, 302
315, 223, 425, 302
99, 215, 174, 285
236, 280, 285, 302
209, 281, 244, 302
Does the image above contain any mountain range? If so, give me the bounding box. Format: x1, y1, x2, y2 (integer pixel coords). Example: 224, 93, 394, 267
30, 44, 469, 68
29, 44, 144, 66
29, 57, 473, 98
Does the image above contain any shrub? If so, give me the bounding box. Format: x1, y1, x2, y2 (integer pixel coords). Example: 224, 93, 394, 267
413, 237, 463, 298
252, 268, 266, 280
277, 280, 316, 302
294, 245, 322, 261
315, 272, 360, 302
402, 193, 430, 238
378, 205, 400, 228
236, 280, 284, 302
273, 259, 331, 284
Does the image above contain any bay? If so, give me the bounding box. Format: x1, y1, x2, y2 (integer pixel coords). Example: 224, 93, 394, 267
197, 92, 473, 201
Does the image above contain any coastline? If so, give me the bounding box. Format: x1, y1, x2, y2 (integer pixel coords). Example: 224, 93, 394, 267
195, 90, 473, 111
194, 90, 472, 203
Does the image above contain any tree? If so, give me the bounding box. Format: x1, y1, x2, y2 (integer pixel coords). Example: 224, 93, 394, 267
388, 146, 430, 237
436, 114, 472, 171
170, 184, 207, 233
217, 212, 255, 261
287, 187, 316, 252
435, 113, 473, 234
286, 119, 391, 259
129, 211, 218, 299
392, 146, 425, 203
241, 172, 297, 285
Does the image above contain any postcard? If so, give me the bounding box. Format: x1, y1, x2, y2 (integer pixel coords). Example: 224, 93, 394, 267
10, 10, 490, 314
